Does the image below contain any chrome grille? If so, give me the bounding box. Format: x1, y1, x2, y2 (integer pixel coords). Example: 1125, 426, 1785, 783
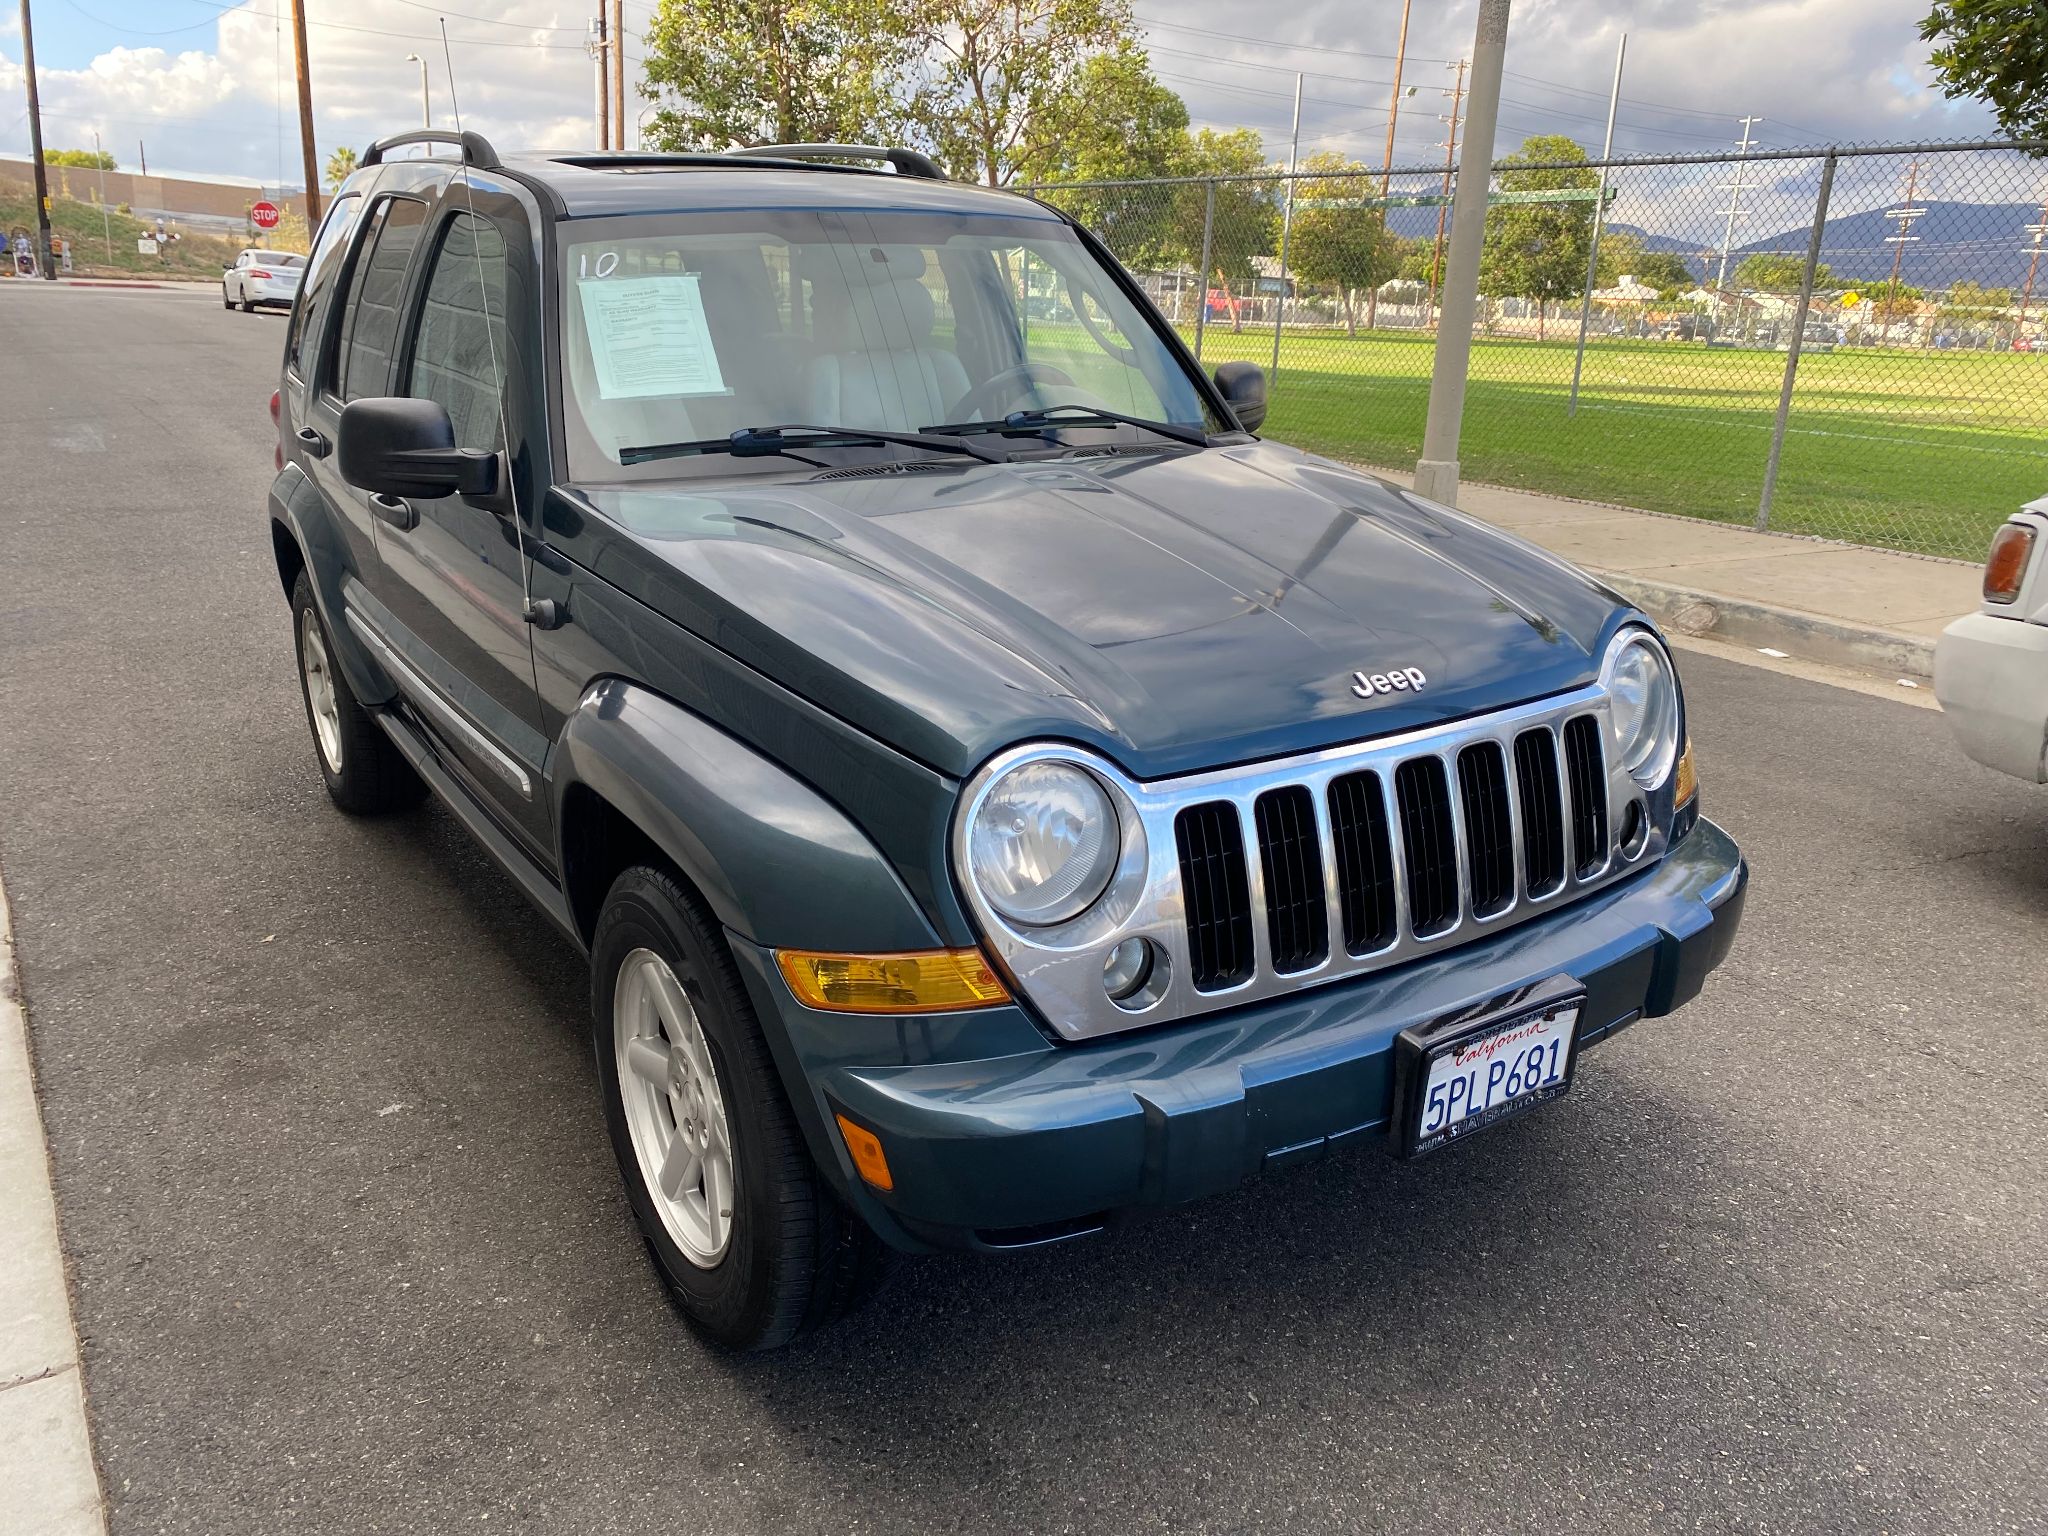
956, 678, 1669, 1043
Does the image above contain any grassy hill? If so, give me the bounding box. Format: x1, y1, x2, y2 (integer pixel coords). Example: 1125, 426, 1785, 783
0, 190, 264, 280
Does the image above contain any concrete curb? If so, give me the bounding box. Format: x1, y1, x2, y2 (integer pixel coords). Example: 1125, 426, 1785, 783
0, 875, 108, 1536
1595, 570, 1940, 681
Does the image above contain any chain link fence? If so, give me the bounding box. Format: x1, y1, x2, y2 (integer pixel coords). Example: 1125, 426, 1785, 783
1028, 141, 2048, 561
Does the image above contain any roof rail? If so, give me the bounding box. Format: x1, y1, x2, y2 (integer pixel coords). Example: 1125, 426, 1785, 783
362, 129, 501, 171
730, 143, 946, 181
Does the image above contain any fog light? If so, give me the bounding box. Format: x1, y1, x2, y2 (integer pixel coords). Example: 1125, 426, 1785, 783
1619, 800, 1649, 857
1103, 937, 1152, 1000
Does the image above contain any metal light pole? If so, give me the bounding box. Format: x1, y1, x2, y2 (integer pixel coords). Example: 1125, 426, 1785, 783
1415, 0, 1511, 509
1269, 73, 1303, 379
1567, 32, 1625, 415
405, 53, 430, 127
1712, 115, 1763, 292
93, 129, 112, 261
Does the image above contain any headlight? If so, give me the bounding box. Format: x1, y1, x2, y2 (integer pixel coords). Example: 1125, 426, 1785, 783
966, 760, 1119, 927
1605, 632, 1680, 788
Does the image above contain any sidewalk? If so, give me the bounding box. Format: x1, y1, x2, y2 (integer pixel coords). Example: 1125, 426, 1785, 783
1367, 468, 1983, 680
0, 879, 106, 1536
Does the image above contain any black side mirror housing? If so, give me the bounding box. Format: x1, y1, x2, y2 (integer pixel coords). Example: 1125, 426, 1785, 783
1212, 361, 1267, 433
336, 397, 498, 501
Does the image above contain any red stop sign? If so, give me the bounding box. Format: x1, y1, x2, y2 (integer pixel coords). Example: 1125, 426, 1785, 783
251, 201, 281, 230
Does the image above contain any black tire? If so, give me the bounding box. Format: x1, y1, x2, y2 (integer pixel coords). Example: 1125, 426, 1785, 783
221, 282, 234, 310
289, 571, 425, 815
592, 866, 893, 1351
239, 291, 255, 313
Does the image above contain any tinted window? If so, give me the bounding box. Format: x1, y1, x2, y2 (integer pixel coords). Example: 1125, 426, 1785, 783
284, 193, 361, 372
406, 213, 510, 453
331, 197, 428, 401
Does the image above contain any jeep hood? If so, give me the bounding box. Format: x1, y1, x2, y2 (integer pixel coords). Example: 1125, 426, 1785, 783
575, 441, 1629, 781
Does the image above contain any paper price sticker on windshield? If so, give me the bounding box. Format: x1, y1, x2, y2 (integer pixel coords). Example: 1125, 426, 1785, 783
577, 272, 728, 399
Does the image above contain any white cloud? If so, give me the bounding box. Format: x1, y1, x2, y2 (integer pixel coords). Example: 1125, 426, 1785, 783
0, 0, 2008, 191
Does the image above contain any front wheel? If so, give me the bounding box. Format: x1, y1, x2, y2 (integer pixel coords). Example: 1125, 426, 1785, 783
290, 571, 424, 814
592, 866, 892, 1351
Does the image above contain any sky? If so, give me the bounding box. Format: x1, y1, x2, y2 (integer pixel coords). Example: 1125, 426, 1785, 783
0, 0, 2007, 197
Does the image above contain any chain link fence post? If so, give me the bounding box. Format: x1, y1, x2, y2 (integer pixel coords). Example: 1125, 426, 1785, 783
1193, 180, 1215, 365
1757, 150, 1837, 532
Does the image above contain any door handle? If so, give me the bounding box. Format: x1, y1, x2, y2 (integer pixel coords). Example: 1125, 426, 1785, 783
369, 493, 418, 532
295, 426, 330, 459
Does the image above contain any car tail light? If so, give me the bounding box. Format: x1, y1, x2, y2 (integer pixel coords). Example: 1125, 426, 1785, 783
246, 268, 273, 279
269, 389, 282, 471
1984, 523, 2037, 605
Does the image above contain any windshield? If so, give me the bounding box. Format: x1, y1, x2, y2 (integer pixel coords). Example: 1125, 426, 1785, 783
555, 206, 1219, 481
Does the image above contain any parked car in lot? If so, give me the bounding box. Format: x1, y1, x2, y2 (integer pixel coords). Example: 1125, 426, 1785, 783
1935, 496, 2048, 783
222, 248, 304, 312
267, 129, 1747, 1350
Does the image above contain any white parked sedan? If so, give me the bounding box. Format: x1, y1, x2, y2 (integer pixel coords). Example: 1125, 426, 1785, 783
221, 249, 304, 313
1935, 495, 2048, 784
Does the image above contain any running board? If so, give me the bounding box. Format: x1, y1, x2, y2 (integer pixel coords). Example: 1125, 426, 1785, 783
371, 708, 586, 955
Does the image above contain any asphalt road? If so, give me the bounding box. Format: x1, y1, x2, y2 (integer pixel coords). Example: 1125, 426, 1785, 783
2, 281, 2045, 1536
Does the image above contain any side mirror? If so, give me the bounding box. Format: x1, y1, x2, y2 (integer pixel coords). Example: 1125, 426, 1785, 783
336, 397, 497, 501
1212, 361, 1267, 433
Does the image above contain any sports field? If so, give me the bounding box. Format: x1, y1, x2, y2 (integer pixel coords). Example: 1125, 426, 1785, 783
1184, 327, 2048, 561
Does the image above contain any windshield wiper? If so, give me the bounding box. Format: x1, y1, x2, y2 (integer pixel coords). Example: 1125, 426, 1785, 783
923, 404, 1210, 449
618, 423, 1005, 467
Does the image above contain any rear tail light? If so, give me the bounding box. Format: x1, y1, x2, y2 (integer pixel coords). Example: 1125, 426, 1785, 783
269, 389, 283, 471
1984, 523, 2037, 605
246, 268, 273, 279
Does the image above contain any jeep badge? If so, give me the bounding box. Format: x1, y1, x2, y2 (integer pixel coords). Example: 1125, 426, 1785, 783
1352, 667, 1427, 699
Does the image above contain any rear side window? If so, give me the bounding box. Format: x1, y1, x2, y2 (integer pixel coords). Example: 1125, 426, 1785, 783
406, 212, 510, 453
284, 192, 361, 372
330, 197, 428, 401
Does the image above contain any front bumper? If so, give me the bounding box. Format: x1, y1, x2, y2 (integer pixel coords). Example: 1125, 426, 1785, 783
733, 817, 1746, 1253
1934, 612, 2048, 783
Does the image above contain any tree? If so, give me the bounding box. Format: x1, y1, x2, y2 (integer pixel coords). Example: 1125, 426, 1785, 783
1477, 135, 1599, 339
1287, 153, 1402, 335
45, 148, 116, 169
1171, 128, 1276, 330
640, 0, 908, 150
1735, 251, 1829, 292
1940, 280, 2013, 322
1019, 46, 1188, 265
896, 0, 1140, 187
324, 146, 358, 191
1922, 0, 2048, 150
1868, 279, 1924, 327
1632, 250, 1697, 297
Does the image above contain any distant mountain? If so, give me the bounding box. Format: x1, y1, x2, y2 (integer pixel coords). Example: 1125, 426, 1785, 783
1732, 201, 2043, 290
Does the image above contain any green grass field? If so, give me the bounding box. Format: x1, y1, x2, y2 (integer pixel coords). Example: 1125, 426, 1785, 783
1182, 326, 2048, 561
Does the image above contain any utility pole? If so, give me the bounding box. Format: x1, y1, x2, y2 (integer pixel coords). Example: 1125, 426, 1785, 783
289, 0, 321, 225
1883, 158, 1925, 291
1568, 32, 1626, 415
609, 0, 625, 150
137, 140, 146, 174
1269, 72, 1303, 379
1365, 0, 1414, 330
1415, 0, 1510, 509
1711, 114, 1763, 293
1425, 58, 1468, 327
590, 14, 610, 151
18, 0, 55, 279
2018, 193, 2048, 330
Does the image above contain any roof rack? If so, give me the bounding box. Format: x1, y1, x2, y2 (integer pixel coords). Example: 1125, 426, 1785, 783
729, 144, 946, 181
362, 129, 501, 171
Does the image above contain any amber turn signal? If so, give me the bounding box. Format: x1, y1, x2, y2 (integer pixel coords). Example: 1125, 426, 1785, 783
776, 948, 1011, 1013
834, 1114, 895, 1191
1674, 740, 1698, 807
1983, 523, 2037, 605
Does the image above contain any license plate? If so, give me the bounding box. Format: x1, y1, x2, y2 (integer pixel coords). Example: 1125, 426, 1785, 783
1394, 982, 1583, 1157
